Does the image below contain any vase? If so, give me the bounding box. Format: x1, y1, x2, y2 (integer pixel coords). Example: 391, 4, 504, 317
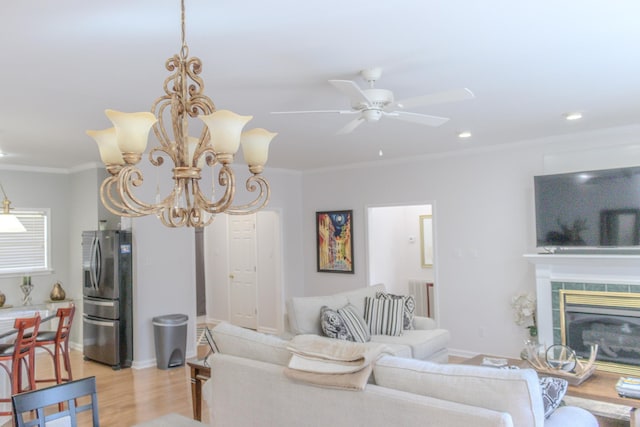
50, 282, 66, 301
20, 282, 33, 306
0, 291, 5, 307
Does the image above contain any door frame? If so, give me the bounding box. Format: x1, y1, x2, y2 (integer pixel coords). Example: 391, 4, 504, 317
365, 201, 440, 323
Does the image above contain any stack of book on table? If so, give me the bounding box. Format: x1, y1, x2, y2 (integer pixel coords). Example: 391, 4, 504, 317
615, 377, 640, 399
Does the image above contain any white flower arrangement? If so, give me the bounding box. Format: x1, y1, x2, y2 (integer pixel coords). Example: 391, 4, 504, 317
511, 292, 537, 337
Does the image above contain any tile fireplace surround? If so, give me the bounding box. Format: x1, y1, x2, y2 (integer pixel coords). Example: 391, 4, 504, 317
525, 254, 640, 372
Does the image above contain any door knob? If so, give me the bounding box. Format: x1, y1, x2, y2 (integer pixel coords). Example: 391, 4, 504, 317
229, 274, 235, 279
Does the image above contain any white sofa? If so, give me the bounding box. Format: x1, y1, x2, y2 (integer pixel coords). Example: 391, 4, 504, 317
203, 323, 598, 427
285, 283, 450, 362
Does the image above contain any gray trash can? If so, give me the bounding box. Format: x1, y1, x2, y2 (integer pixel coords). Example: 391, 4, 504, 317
152, 313, 188, 369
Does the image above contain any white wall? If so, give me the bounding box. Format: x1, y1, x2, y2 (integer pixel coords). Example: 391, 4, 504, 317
301, 126, 640, 359
0, 169, 71, 311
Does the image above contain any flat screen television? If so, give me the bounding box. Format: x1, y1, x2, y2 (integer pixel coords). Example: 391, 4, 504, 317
534, 166, 640, 252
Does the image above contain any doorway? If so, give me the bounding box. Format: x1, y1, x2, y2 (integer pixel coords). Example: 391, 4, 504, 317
366, 203, 436, 319
203, 210, 283, 333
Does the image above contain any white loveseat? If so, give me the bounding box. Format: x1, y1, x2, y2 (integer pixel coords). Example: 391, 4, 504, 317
285, 283, 450, 362
203, 323, 598, 427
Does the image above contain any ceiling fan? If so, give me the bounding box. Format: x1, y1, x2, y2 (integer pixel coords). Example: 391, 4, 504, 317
272, 68, 474, 135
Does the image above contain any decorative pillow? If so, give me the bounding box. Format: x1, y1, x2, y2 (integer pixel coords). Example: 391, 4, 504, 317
337, 304, 371, 343
320, 306, 353, 341
364, 296, 404, 336
376, 291, 415, 330
539, 376, 568, 418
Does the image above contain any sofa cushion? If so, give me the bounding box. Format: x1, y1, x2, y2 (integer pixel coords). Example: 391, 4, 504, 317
320, 306, 353, 341
340, 283, 386, 316
370, 329, 450, 360
210, 322, 291, 366
287, 295, 349, 335
286, 283, 386, 335
373, 356, 545, 427
337, 304, 371, 342
364, 296, 404, 336
369, 342, 412, 359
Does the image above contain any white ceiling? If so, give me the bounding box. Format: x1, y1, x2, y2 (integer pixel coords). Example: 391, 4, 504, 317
1, 1, 639, 172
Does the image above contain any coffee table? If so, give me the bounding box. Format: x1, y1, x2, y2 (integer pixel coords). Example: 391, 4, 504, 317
462, 354, 639, 426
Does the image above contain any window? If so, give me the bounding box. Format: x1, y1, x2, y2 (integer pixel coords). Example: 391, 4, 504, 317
0, 209, 50, 275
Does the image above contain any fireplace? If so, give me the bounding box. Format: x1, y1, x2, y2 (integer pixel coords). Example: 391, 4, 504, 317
525, 253, 640, 376
561, 290, 640, 375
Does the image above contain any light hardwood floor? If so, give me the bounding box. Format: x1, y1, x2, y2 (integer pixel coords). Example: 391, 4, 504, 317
2, 349, 209, 427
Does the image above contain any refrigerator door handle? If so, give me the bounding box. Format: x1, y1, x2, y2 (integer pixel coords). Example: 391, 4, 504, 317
84, 317, 116, 328
89, 237, 97, 289
85, 299, 115, 307
95, 238, 102, 290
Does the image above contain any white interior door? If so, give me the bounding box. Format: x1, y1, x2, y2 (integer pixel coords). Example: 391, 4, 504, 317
228, 215, 258, 329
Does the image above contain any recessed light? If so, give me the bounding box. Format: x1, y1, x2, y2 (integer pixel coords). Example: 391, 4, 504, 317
457, 131, 472, 139
564, 112, 583, 121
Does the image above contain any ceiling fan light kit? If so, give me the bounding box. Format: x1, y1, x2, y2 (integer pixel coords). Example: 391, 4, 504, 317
272, 68, 474, 135
86, 0, 277, 228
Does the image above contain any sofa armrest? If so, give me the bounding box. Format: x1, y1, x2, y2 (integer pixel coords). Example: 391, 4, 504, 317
413, 316, 437, 330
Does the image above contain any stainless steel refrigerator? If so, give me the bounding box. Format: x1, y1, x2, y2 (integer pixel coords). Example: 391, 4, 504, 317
82, 229, 133, 369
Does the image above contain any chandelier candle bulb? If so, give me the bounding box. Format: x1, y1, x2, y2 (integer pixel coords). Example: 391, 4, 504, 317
199, 110, 253, 157
105, 109, 158, 157
240, 128, 277, 172
86, 128, 124, 166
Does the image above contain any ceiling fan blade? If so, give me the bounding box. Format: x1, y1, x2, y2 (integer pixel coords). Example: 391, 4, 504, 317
390, 88, 474, 110
336, 117, 365, 135
329, 80, 372, 106
386, 111, 449, 127
271, 110, 356, 115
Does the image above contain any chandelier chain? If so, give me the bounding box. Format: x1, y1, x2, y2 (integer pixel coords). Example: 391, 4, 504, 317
180, 0, 188, 60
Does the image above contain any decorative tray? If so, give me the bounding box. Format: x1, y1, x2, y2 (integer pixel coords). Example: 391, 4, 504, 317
524, 344, 598, 386
529, 363, 596, 385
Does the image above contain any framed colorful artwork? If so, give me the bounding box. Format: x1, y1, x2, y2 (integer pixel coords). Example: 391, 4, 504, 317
316, 210, 354, 273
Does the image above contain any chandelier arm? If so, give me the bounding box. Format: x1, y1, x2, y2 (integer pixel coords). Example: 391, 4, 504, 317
199, 165, 236, 214
100, 176, 133, 217
100, 174, 149, 217
152, 97, 177, 152
115, 167, 165, 216
224, 175, 271, 215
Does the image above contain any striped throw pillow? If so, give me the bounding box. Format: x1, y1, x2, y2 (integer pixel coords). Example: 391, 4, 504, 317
376, 292, 416, 330
337, 304, 371, 343
364, 296, 404, 336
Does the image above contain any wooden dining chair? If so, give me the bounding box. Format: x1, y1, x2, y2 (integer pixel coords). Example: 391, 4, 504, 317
35, 305, 76, 385
12, 376, 100, 427
0, 314, 41, 417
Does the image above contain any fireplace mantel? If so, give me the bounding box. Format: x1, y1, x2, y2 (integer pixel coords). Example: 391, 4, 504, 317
524, 253, 640, 269
524, 253, 640, 347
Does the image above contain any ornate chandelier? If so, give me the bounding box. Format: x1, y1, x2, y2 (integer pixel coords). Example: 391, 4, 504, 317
87, 0, 276, 228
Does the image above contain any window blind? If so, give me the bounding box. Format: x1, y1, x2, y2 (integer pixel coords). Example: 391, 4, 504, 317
0, 210, 48, 274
